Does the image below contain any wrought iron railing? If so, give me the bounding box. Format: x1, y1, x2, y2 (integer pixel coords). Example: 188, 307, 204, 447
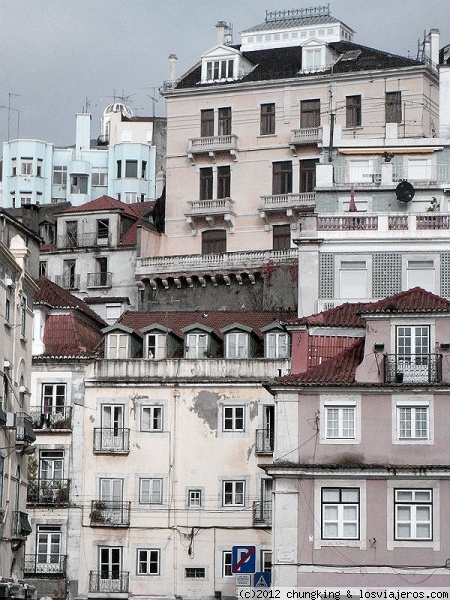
89, 571, 129, 593
30, 406, 72, 430
24, 554, 66, 577
54, 273, 80, 290
90, 500, 131, 526
253, 501, 272, 526
27, 479, 70, 505
93, 428, 130, 452
57, 233, 112, 248
87, 272, 112, 287
384, 354, 442, 384
255, 429, 274, 454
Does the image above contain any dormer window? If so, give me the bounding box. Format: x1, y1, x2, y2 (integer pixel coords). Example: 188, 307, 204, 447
206, 59, 234, 82
185, 333, 209, 358
226, 332, 249, 359
107, 333, 129, 359
145, 333, 167, 360
265, 332, 290, 359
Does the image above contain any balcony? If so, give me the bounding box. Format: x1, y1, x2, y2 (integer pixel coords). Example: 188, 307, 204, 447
187, 134, 238, 163
54, 273, 80, 290
255, 429, 274, 454
89, 500, 131, 527
89, 571, 129, 593
57, 233, 112, 249
87, 272, 112, 288
384, 354, 442, 384
27, 479, 70, 506
393, 164, 450, 184
24, 555, 66, 578
259, 192, 315, 227
93, 428, 130, 453
12, 511, 32, 538
333, 166, 382, 186
185, 198, 236, 233
253, 501, 272, 527
317, 215, 378, 231
15, 413, 36, 444
30, 407, 72, 431
289, 127, 322, 154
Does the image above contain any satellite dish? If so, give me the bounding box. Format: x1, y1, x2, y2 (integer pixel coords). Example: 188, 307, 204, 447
396, 180, 415, 203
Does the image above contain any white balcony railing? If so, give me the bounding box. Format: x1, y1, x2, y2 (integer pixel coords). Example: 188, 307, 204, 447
290, 127, 322, 144
188, 134, 238, 153
315, 213, 450, 234
186, 198, 235, 216
136, 248, 298, 276
393, 164, 450, 183
259, 192, 315, 211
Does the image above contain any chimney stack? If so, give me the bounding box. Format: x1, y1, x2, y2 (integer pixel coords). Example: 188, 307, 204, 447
216, 21, 228, 46
168, 54, 178, 82
429, 29, 440, 66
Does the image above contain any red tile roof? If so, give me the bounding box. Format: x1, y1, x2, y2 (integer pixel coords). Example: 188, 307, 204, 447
60, 195, 138, 217
119, 310, 285, 340
42, 313, 103, 358
35, 277, 106, 326
120, 221, 139, 246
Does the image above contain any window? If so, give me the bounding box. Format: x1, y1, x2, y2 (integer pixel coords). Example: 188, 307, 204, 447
396, 325, 430, 383
92, 169, 108, 186
11, 158, 16, 176
407, 260, 435, 293
116, 160, 122, 178
200, 109, 214, 137
185, 333, 209, 358
139, 478, 163, 504
125, 160, 138, 178
62, 259, 77, 290
202, 229, 226, 255
141, 161, 147, 179
94, 257, 109, 287
218, 107, 231, 136
394, 489, 432, 540
40, 223, 55, 245
141, 406, 163, 432
223, 406, 244, 431
222, 480, 245, 506
322, 488, 359, 539
53, 166, 67, 185
70, 175, 88, 194
398, 406, 428, 439
199, 167, 213, 200
36, 159, 43, 177
206, 59, 234, 81
97, 219, 109, 241
300, 159, 318, 193
21, 158, 33, 176
20, 193, 33, 206
100, 405, 125, 451
272, 161, 292, 195
304, 48, 322, 71
300, 99, 320, 129
20, 294, 27, 337
39, 450, 64, 481
339, 260, 367, 299
217, 166, 231, 199
325, 406, 355, 439
42, 384, 66, 414
265, 331, 289, 358
185, 567, 206, 578
222, 551, 232, 577
273, 224, 291, 251
37, 526, 61, 570
188, 489, 202, 507
260, 103, 275, 135
386, 91, 402, 123
100, 478, 123, 508
5, 289, 11, 323
226, 333, 248, 359
346, 95, 362, 128
137, 549, 160, 575
65, 221, 78, 246
261, 550, 272, 576
124, 192, 138, 204
107, 333, 129, 359
99, 547, 122, 588
146, 333, 166, 360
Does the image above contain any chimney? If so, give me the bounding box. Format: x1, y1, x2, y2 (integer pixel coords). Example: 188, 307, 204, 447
216, 21, 228, 46
429, 28, 440, 66
168, 54, 178, 82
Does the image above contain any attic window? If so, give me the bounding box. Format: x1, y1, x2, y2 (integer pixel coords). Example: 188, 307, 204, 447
340, 50, 362, 62
206, 59, 234, 82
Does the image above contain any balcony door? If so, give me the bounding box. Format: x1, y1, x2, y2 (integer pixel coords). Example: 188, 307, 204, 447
99, 547, 122, 591
37, 526, 61, 572
100, 478, 123, 524
396, 325, 430, 382
101, 405, 124, 450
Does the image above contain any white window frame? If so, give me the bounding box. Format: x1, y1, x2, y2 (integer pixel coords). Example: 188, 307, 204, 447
145, 333, 166, 360
141, 406, 163, 432
185, 333, 209, 359
36, 525, 62, 570
392, 395, 433, 445
222, 480, 245, 507
52, 166, 67, 185
139, 478, 163, 505
320, 395, 361, 444
222, 551, 233, 577
184, 567, 206, 579
321, 487, 360, 540
91, 168, 108, 186
406, 259, 436, 294
107, 333, 129, 359
21, 158, 33, 176
314, 479, 366, 549
225, 332, 249, 359
394, 489, 432, 541
387, 480, 439, 550
136, 548, 160, 575
222, 406, 245, 432
339, 260, 367, 300
265, 332, 289, 359
188, 489, 202, 507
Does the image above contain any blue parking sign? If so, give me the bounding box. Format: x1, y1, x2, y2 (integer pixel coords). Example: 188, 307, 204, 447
232, 546, 256, 574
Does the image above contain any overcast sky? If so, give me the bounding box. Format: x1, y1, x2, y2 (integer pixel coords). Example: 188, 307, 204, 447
1, 0, 449, 148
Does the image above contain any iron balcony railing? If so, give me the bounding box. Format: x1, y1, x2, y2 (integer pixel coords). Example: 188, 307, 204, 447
89, 571, 129, 593
90, 500, 131, 526
54, 273, 80, 290
57, 233, 112, 249
30, 406, 72, 430
24, 554, 66, 577
255, 429, 274, 454
93, 428, 130, 453
87, 272, 112, 287
12, 511, 32, 538
27, 479, 70, 505
384, 354, 442, 384
253, 501, 272, 527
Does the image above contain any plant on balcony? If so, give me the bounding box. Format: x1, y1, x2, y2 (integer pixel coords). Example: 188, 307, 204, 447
90, 508, 105, 523
53, 416, 71, 429
426, 197, 440, 212
55, 485, 69, 504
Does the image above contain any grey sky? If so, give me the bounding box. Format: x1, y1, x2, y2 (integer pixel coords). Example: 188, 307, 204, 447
1, 0, 449, 147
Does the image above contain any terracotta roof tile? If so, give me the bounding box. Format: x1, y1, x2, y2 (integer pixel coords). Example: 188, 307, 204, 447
60, 195, 138, 217
120, 221, 138, 246
42, 313, 103, 357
